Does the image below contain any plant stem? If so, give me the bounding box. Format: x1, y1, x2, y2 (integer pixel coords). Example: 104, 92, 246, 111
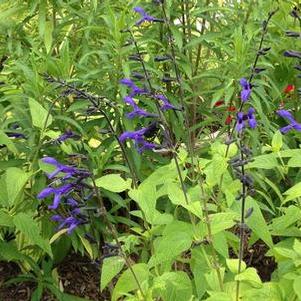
91, 177, 147, 300
235, 137, 247, 301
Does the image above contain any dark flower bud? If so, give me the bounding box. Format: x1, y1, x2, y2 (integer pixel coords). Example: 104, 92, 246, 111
258, 47, 271, 55
128, 54, 143, 62
248, 188, 256, 197
120, 28, 131, 33
154, 55, 172, 62
294, 65, 301, 71
285, 31, 301, 38
245, 207, 254, 218
284, 50, 301, 59
131, 72, 146, 80
253, 67, 266, 74
290, 7, 300, 19
162, 76, 176, 83
262, 20, 267, 29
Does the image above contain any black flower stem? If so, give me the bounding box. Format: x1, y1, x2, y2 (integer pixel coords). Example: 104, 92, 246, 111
220, 9, 278, 186
159, 3, 196, 183
90, 177, 147, 300
44, 76, 139, 188
235, 137, 247, 301
129, 30, 195, 225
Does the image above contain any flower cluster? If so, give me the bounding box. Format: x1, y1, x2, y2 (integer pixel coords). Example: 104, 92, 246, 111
277, 110, 301, 134
235, 78, 257, 133
119, 6, 179, 153
37, 157, 90, 234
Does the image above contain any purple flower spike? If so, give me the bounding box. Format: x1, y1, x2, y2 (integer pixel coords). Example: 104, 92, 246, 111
123, 96, 157, 119
133, 6, 163, 26
247, 108, 257, 129
56, 130, 79, 143
154, 94, 179, 111
240, 78, 252, 102
37, 187, 55, 199
120, 78, 148, 96
236, 112, 245, 132
277, 109, 301, 134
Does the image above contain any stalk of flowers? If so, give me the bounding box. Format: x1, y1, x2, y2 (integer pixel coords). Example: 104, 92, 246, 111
37, 157, 91, 234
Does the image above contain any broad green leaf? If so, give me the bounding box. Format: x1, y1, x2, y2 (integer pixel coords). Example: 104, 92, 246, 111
29, 98, 53, 129
153, 272, 192, 301
0, 130, 18, 154
293, 275, 301, 300
246, 197, 273, 248
101, 256, 125, 291
95, 174, 131, 192
0, 211, 14, 227
13, 213, 52, 257
210, 212, 238, 235
112, 263, 149, 301
235, 268, 262, 288
44, 21, 53, 53
288, 156, 301, 167
283, 182, 301, 204
247, 154, 278, 169
5, 168, 31, 206
205, 292, 232, 301
272, 131, 283, 152
226, 259, 246, 274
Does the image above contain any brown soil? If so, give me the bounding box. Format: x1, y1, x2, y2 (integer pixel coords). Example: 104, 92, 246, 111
0, 254, 108, 301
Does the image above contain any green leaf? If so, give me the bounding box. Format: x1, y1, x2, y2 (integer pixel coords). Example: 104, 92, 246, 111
101, 256, 125, 291
44, 21, 53, 53
5, 168, 31, 206
293, 275, 301, 299
210, 212, 238, 235
29, 98, 53, 129
153, 272, 192, 301
246, 197, 273, 248
288, 155, 301, 167
0, 130, 18, 154
272, 131, 283, 152
205, 292, 232, 301
112, 263, 148, 301
13, 213, 52, 257
247, 154, 279, 169
235, 267, 262, 288
0, 210, 14, 227
226, 259, 246, 274
95, 174, 131, 192
283, 182, 301, 204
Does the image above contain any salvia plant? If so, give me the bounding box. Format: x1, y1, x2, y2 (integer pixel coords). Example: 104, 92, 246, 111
3, 1, 301, 301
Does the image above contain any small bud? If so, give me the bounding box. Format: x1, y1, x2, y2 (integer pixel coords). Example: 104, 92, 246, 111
245, 207, 254, 218
154, 55, 172, 62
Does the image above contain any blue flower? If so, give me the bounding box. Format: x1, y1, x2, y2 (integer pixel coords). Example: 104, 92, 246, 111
123, 96, 157, 119
120, 78, 148, 96
154, 94, 179, 111
51, 215, 82, 234
235, 107, 257, 132
56, 130, 79, 143
277, 109, 301, 134
133, 6, 163, 26
240, 78, 252, 102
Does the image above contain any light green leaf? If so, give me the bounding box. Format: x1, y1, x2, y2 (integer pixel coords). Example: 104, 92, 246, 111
288, 156, 301, 168
29, 98, 53, 129
247, 154, 278, 169
210, 212, 238, 235
235, 267, 262, 288
95, 174, 130, 192
13, 213, 52, 257
153, 271, 192, 301
101, 256, 125, 292
5, 168, 31, 206
293, 275, 301, 299
112, 263, 148, 301
0, 130, 18, 154
283, 182, 301, 204
44, 21, 53, 53
272, 131, 283, 152
226, 259, 246, 274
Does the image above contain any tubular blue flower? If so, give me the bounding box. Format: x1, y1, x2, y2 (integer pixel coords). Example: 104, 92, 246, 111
133, 6, 163, 26
120, 78, 148, 96
277, 109, 301, 134
240, 78, 252, 102
247, 108, 257, 128
56, 130, 79, 143
6, 132, 26, 139
53, 215, 82, 234
235, 107, 257, 132
119, 124, 158, 152
154, 94, 179, 111
123, 96, 157, 119
236, 112, 245, 132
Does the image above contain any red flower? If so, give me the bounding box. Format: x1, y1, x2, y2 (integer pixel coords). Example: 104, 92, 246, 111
225, 115, 233, 125
214, 100, 225, 107
227, 106, 236, 112
284, 84, 295, 94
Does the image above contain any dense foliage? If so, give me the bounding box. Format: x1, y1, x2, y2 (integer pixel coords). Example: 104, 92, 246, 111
1, 0, 301, 300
